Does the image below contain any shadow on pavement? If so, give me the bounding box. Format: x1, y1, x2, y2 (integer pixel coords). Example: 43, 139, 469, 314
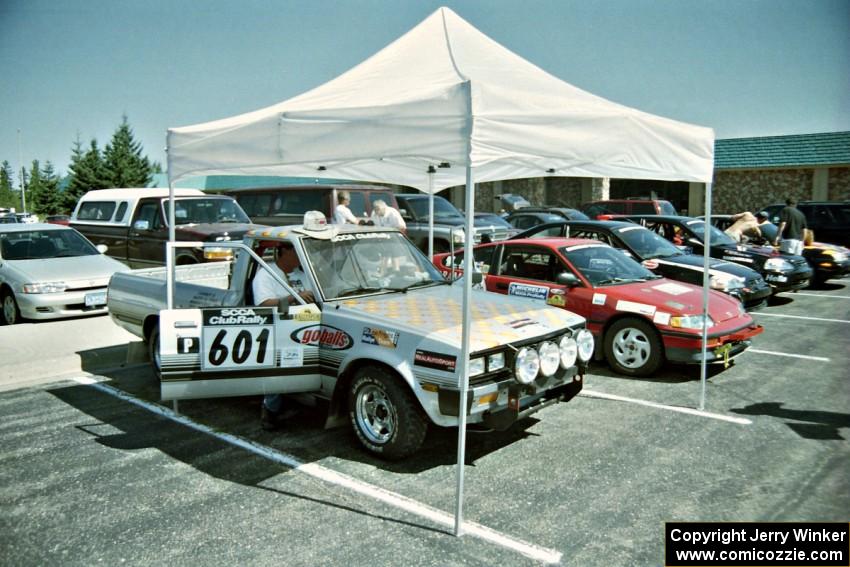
50, 384, 448, 536
730, 401, 849, 440
51, 345, 545, 478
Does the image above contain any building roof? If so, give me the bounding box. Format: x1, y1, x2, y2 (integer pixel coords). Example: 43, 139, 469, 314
715, 131, 850, 170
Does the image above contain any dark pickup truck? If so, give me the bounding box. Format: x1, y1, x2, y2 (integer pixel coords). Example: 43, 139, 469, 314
70, 188, 260, 268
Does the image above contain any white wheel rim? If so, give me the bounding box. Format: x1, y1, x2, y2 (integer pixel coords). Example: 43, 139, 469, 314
355, 383, 397, 444
612, 327, 651, 369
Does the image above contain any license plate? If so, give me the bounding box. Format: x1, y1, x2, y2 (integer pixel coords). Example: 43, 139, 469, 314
85, 291, 107, 307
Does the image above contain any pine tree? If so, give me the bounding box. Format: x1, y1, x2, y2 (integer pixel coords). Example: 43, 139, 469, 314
0, 161, 18, 209
65, 137, 108, 211
103, 115, 153, 188
30, 161, 63, 215
26, 160, 44, 216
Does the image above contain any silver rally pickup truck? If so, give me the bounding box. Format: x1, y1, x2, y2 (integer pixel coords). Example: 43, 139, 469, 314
107, 216, 594, 459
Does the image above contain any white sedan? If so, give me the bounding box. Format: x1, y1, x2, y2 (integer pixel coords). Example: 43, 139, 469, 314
0, 224, 130, 324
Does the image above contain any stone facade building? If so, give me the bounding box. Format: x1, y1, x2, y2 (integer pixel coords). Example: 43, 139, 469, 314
444, 131, 850, 215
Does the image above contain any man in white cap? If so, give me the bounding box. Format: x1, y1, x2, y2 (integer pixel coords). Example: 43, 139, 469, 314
370, 199, 406, 230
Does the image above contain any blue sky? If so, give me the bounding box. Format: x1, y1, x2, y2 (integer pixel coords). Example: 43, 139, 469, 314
1, 0, 848, 179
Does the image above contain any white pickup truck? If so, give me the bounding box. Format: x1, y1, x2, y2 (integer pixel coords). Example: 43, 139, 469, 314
107, 218, 594, 459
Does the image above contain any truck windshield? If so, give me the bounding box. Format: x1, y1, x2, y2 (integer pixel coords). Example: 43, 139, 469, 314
171, 198, 251, 224
303, 232, 447, 299
401, 196, 463, 221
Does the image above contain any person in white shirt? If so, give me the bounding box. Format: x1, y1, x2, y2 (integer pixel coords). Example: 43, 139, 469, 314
333, 191, 358, 225
370, 199, 407, 230
252, 243, 315, 430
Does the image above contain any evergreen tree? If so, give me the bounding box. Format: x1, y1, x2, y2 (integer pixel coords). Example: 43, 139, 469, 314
0, 161, 17, 209
65, 137, 108, 211
103, 115, 153, 188
30, 161, 63, 215
25, 160, 44, 215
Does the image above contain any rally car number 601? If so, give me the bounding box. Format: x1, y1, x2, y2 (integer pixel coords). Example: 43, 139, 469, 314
200, 308, 276, 371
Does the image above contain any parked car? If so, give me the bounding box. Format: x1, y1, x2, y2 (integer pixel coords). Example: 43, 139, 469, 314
513, 220, 772, 310
705, 214, 850, 286
434, 237, 763, 376
0, 214, 18, 224
0, 223, 129, 324
395, 194, 512, 252
472, 212, 520, 239
626, 215, 813, 294
45, 215, 71, 226
505, 207, 589, 230
505, 211, 566, 231
106, 217, 592, 459
760, 201, 850, 247
16, 212, 38, 224
70, 188, 259, 268
580, 198, 677, 219
496, 193, 531, 214
224, 184, 397, 227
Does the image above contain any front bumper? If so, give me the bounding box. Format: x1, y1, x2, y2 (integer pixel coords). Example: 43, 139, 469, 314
765, 265, 813, 293
16, 287, 109, 320
436, 362, 586, 430
662, 323, 763, 364
810, 257, 850, 281
730, 281, 772, 310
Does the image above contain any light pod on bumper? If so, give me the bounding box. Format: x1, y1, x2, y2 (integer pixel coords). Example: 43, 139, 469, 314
514, 347, 540, 384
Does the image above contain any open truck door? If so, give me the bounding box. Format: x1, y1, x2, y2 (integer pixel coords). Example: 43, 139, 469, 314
158, 305, 322, 401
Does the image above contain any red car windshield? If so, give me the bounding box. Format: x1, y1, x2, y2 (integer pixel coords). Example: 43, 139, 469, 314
560, 244, 656, 286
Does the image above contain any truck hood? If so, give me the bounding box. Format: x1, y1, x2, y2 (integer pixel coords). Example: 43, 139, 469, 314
609, 278, 747, 324
338, 285, 585, 352
8, 254, 130, 286
176, 223, 260, 239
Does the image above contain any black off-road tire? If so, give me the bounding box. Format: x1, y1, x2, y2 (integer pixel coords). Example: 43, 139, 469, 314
148, 325, 162, 378
348, 366, 428, 460
603, 317, 663, 377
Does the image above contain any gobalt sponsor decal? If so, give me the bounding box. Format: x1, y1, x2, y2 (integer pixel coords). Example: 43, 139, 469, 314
203, 307, 273, 326
414, 350, 457, 372
291, 325, 353, 349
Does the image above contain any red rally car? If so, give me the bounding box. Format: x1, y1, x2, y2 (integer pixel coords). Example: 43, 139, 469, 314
434, 238, 763, 376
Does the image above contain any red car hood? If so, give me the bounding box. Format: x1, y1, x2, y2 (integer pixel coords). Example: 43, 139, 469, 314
610, 278, 747, 324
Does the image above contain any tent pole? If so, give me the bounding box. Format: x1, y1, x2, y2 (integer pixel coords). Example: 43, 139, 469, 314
428, 166, 435, 259
454, 163, 474, 537
699, 182, 713, 410
166, 182, 177, 310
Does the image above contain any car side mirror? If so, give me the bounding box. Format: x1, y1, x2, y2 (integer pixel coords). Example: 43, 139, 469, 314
398, 208, 410, 219
96, 244, 108, 254
556, 272, 580, 287
133, 219, 151, 231
688, 237, 702, 247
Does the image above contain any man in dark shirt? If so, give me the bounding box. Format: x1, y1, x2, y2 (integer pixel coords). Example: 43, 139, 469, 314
774, 197, 807, 255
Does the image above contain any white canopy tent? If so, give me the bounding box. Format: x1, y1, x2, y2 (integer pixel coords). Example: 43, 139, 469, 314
167, 6, 715, 538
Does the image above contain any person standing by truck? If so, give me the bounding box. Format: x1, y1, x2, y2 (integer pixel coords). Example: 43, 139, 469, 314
332, 191, 358, 225
253, 242, 316, 430
370, 199, 406, 230
774, 197, 807, 255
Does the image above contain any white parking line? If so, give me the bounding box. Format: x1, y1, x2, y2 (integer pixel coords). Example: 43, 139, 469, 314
752, 312, 850, 324
747, 349, 830, 362
70, 377, 562, 565
792, 292, 850, 300
580, 389, 752, 425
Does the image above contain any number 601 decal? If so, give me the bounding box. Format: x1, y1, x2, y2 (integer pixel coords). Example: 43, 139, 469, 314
200, 307, 277, 371
207, 328, 271, 367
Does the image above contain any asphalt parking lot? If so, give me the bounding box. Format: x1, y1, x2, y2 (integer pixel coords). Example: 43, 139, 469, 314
1, 282, 848, 566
